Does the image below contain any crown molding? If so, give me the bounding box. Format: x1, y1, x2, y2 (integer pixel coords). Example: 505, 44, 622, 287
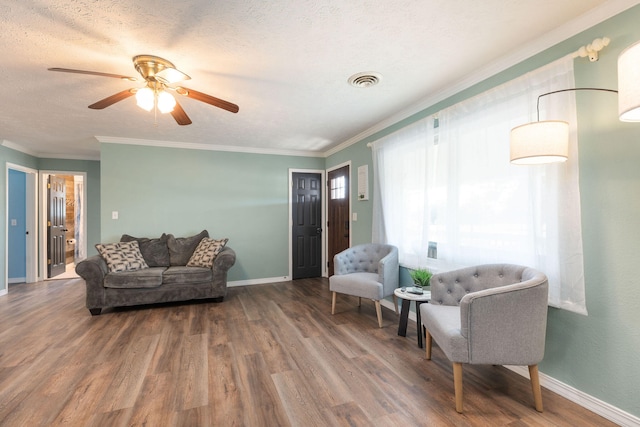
323, 0, 640, 158
2, 139, 39, 156
2, 139, 100, 161
38, 152, 101, 161
95, 136, 325, 158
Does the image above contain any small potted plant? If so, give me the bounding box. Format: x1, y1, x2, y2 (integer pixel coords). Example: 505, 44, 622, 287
410, 268, 433, 289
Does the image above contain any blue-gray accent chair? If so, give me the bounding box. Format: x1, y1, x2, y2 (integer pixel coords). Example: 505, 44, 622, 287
420, 264, 548, 413
330, 243, 399, 327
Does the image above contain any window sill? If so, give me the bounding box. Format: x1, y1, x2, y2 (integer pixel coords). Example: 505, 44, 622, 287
400, 258, 466, 274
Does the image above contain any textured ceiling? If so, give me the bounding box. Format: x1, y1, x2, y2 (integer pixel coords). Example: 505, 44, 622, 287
0, 0, 634, 160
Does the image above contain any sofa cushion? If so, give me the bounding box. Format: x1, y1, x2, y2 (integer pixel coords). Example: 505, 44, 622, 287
187, 237, 229, 268
103, 267, 166, 289
167, 230, 209, 266
162, 266, 212, 285
95, 241, 149, 273
120, 233, 170, 267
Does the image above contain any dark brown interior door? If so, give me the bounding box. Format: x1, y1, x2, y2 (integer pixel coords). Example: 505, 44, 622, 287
48, 175, 66, 278
327, 165, 350, 276
292, 173, 322, 279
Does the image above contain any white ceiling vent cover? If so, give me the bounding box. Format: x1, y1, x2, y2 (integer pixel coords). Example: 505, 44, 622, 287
348, 72, 382, 88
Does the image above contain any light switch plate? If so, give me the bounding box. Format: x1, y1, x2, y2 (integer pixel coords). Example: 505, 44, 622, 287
112, 211, 119, 220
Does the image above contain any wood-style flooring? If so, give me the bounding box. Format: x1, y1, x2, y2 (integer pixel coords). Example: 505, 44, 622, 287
0, 277, 617, 426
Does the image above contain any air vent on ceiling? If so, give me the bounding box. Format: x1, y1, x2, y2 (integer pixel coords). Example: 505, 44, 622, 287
348, 72, 382, 88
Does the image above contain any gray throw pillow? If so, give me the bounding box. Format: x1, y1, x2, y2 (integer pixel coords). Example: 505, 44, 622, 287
120, 233, 170, 267
167, 230, 209, 266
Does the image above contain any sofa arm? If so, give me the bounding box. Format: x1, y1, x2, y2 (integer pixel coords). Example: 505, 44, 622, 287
212, 246, 236, 279
75, 255, 108, 310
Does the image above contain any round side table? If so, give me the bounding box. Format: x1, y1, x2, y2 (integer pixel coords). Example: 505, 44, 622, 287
394, 287, 431, 348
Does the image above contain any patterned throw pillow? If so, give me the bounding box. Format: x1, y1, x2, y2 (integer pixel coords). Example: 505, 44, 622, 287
187, 237, 228, 268
95, 241, 149, 273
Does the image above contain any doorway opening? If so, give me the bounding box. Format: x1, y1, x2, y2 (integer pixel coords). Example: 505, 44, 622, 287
40, 171, 87, 280
5, 163, 38, 291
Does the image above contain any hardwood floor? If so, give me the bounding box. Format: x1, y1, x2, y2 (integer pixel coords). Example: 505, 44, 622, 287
0, 277, 616, 426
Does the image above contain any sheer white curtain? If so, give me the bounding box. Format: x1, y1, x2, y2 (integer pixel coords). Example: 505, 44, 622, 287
372, 55, 587, 314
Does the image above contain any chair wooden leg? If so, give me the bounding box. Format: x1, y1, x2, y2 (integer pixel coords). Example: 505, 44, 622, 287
453, 362, 464, 413
529, 364, 544, 412
374, 300, 383, 328
425, 329, 432, 360
331, 292, 337, 315
358, 297, 362, 307
392, 294, 399, 315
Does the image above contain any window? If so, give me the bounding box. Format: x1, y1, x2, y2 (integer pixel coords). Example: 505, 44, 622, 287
372, 56, 587, 314
330, 176, 346, 200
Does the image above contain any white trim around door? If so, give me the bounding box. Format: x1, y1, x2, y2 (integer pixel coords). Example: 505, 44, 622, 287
288, 168, 327, 279
39, 170, 88, 281
4, 163, 38, 294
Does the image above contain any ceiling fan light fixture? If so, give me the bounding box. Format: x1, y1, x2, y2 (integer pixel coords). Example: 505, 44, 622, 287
157, 90, 176, 113
135, 87, 154, 111
156, 67, 191, 84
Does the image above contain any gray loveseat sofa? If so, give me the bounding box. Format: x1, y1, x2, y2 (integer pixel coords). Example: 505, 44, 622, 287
75, 230, 236, 315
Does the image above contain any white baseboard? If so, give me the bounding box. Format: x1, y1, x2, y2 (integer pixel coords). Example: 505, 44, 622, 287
507, 366, 639, 427
227, 276, 290, 287
0, 288, 6, 296
8, 277, 26, 284
379, 299, 640, 426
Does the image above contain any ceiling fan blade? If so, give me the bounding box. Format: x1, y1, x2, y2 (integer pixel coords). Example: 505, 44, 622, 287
88, 89, 135, 109
48, 67, 137, 81
176, 87, 239, 113
171, 100, 192, 125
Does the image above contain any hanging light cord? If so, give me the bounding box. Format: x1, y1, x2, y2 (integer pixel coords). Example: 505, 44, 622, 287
536, 87, 618, 121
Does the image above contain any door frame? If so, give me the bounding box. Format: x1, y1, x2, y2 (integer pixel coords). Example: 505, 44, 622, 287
39, 170, 87, 280
4, 163, 38, 293
288, 168, 326, 279
326, 161, 352, 272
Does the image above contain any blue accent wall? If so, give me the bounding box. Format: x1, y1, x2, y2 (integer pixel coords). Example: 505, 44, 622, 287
8, 169, 26, 279
0, 146, 38, 291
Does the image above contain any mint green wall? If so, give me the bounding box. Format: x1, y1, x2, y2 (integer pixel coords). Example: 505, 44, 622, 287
38, 158, 101, 258
100, 143, 324, 281
326, 5, 640, 418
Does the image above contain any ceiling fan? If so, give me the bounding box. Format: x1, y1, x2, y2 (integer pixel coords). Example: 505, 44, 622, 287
48, 55, 239, 125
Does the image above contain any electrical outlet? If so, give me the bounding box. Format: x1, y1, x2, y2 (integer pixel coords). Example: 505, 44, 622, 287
112, 211, 119, 220
11, 219, 17, 226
